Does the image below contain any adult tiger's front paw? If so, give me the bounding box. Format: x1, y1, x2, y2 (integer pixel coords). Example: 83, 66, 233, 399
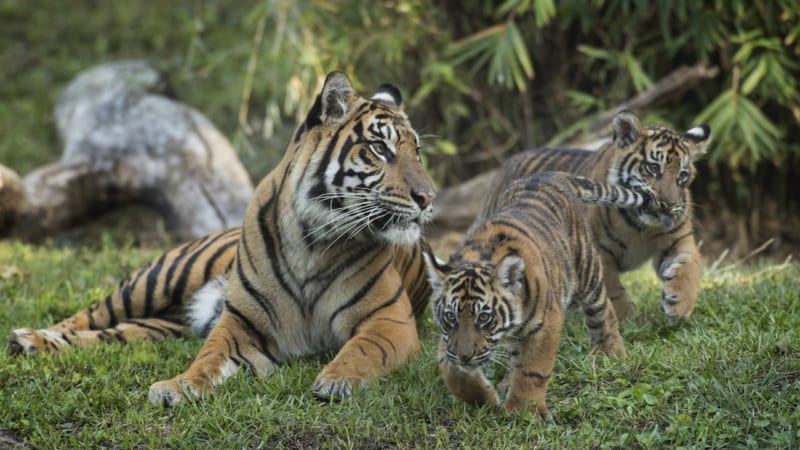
311, 374, 368, 400
8, 328, 68, 355
659, 253, 699, 321
311, 366, 369, 400
148, 378, 202, 407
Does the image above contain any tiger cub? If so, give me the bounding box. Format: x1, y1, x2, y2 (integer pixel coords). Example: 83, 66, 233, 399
425, 172, 648, 418
479, 111, 711, 321
9, 71, 436, 405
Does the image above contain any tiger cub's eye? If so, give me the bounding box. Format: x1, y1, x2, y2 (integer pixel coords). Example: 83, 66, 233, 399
644, 162, 661, 176
677, 170, 690, 186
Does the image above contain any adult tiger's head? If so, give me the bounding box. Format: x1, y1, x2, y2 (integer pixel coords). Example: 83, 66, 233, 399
608, 110, 711, 229
424, 254, 524, 369
295, 71, 435, 246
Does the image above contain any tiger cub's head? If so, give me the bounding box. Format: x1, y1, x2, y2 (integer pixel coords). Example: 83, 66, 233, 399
424, 253, 525, 369
608, 110, 711, 229
296, 71, 435, 246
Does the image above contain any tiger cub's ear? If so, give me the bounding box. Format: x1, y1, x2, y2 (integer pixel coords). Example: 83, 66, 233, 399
496, 254, 525, 297
371, 83, 403, 109
320, 71, 355, 125
611, 110, 644, 151
683, 124, 712, 158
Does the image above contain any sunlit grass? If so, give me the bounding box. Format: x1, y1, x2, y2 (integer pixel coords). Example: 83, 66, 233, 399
1, 239, 798, 448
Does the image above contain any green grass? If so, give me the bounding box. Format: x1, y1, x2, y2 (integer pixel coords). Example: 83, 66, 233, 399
1, 240, 798, 449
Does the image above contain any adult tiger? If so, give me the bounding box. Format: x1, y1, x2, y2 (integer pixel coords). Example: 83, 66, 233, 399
8, 71, 436, 405
478, 111, 711, 321
425, 172, 648, 418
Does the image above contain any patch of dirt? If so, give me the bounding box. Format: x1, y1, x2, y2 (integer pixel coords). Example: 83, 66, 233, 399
265, 431, 400, 450
0, 430, 27, 450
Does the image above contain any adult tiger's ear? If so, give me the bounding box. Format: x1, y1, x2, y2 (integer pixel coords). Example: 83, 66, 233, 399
319, 71, 355, 126
371, 83, 403, 109
683, 124, 712, 158
496, 254, 525, 297
611, 110, 644, 151
422, 247, 449, 295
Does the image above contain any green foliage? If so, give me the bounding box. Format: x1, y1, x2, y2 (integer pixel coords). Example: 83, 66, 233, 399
448, 21, 535, 92
696, 89, 784, 168
3, 0, 798, 189
1, 241, 799, 447
2, 0, 799, 248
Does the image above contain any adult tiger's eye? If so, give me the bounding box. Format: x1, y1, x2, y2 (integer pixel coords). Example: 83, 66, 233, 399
369, 141, 390, 157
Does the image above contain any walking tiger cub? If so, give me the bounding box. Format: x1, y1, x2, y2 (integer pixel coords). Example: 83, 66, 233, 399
425, 172, 649, 418
9, 71, 436, 405
479, 111, 711, 321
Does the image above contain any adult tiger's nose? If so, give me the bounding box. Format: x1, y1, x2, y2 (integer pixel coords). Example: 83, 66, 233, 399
411, 188, 435, 209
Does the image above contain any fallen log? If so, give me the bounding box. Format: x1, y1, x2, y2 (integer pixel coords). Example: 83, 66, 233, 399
1, 60, 254, 242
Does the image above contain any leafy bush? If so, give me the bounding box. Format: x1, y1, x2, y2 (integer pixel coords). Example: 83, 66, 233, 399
2, 0, 798, 248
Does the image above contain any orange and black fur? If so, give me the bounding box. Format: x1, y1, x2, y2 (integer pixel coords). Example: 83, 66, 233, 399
479, 111, 711, 321
9, 72, 435, 405
425, 172, 649, 418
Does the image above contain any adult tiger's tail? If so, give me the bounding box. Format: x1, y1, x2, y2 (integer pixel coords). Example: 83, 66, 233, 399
8, 228, 240, 355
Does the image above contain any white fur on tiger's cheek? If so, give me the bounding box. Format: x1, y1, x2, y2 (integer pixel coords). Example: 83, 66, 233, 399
188, 276, 227, 337
380, 223, 421, 245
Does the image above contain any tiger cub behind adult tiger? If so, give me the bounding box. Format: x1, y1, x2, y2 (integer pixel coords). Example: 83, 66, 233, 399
425, 172, 649, 419
9, 71, 436, 405
479, 111, 711, 321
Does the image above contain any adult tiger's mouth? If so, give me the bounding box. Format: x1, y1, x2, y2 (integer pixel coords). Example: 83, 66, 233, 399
372, 211, 413, 231
369, 207, 426, 245
372, 201, 430, 230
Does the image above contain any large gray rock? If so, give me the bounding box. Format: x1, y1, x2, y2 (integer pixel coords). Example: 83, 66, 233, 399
5, 60, 254, 241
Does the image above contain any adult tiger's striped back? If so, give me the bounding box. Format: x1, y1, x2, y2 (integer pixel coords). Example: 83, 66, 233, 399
9, 71, 435, 405
425, 172, 647, 418
479, 111, 711, 321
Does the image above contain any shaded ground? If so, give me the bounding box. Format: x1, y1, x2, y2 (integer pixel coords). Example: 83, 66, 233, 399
0, 430, 27, 450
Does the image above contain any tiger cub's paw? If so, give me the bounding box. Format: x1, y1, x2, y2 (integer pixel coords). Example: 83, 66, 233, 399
148, 378, 201, 407
8, 328, 68, 355
503, 399, 553, 421
597, 337, 627, 358
659, 253, 699, 321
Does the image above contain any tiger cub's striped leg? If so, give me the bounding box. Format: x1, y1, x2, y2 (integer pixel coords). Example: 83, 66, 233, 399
148, 310, 277, 406
437, 339, 500, 406
656, 239, 701, 321
600, 258, 638, 322
8, 319, 188, 355
311, 293, 420, 400
577, 280, 627, 357
503, 309, 564, 419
